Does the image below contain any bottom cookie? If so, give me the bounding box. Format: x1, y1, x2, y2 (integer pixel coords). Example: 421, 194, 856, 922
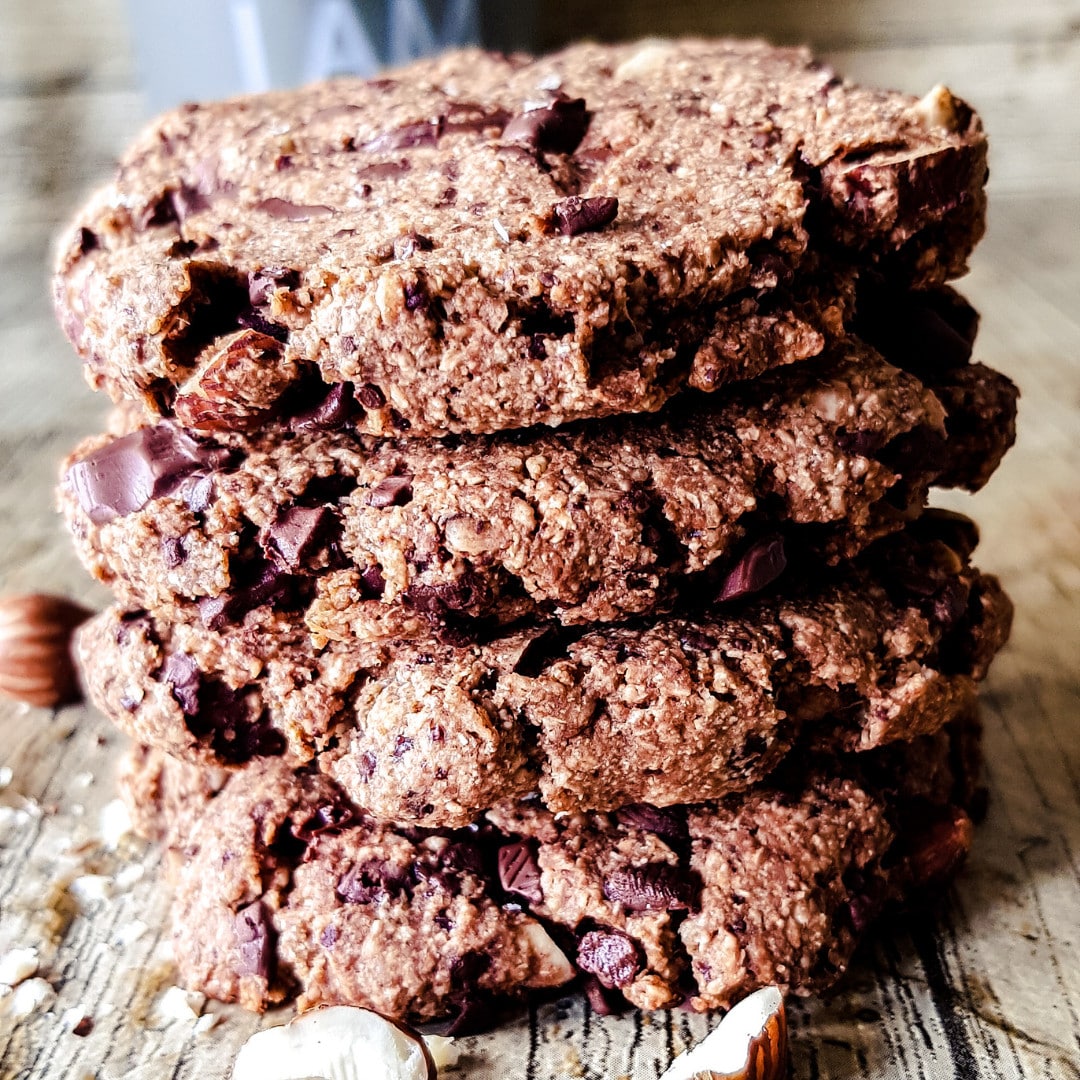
121, 713, 982, 1026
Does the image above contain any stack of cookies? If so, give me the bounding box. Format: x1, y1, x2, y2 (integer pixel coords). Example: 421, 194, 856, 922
55, 41, 1016, 1025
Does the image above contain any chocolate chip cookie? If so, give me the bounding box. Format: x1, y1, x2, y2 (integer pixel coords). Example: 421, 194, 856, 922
120, 707, 981, 1021
81, 522, 1011, 827
55, 41, 986, 437
59, 336, 1017, 646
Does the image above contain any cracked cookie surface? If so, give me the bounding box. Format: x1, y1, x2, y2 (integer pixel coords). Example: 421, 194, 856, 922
55, 41, 986, 437
59, 337, 1017, 645
121, 711, 982, 1020
83, 523, 1011, 827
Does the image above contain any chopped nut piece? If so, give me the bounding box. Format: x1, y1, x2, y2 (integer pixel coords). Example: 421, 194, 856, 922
660, 986, 788, 1080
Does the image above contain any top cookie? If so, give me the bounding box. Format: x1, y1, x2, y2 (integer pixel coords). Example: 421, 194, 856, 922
54, 40, 986, 437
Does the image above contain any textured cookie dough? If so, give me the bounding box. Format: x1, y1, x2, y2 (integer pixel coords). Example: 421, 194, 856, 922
122, 713, 981, 1020
54, 40, 987, 437
59, 340, 1017, 644
81, 524, 1011, 827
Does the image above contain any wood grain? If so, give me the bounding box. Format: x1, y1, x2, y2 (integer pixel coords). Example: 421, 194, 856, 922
1, 2, 1078, 1077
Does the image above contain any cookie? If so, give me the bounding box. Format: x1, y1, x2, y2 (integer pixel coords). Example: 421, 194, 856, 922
121, 711, 981, 1020
54, 41, 986, 437
59, 337, 1017, 645
81, 523, 1012, 827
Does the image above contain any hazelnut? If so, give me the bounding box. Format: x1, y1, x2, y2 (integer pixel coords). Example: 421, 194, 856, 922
0, 594, 92, 708
230, 1005, 446, 1080
660, 986, 789, 1080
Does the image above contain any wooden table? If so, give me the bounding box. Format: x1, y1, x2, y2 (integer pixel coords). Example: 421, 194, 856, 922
2, 4, 1078, 1077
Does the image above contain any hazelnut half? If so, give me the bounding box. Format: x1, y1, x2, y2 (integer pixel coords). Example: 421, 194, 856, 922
660, 986, 789, 1080
230, 1005, 447, 1080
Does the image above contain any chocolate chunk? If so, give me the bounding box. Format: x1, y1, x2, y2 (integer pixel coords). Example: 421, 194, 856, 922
235, 309, 289, 343
140, 183, 208, 228
576, 929, 642, 989
367, 474, 414, 508
198, 562, 296, 630
614, 803, 688, 845
161, 536, 186, 568
878, 425, 948, 479
583, 975, 626, 1016
247, 266, 300, 305
263, 505, 338, 571
403, 279, 428, 312
602, 863, 696, 912
255, 198, 335, 221
358, 563, 386, 598
77, 227, 99, 255
550, 195, 618, 236
405, 574, 487, 616
497, 840, 543, 904
337, 860, 411, 904
857, 286, 978, 374
362, 121, 440, 153
503, 94, 590, 155
66, 425, 227, 525
717, 535, 787, 602
183, 676, 284, 763
449, 839, 489, 876
233, 901, 273, 980
292, 799, 354, 842
291, 382, 358, 432
161, 652, 200, 716
356, 384, 386, 409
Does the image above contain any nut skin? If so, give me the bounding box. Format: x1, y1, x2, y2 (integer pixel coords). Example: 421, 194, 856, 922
173, 329, 298, 433
0, 594, 93, 708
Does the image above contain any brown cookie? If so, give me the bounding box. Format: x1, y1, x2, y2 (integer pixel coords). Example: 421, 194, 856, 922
122, 709, 981, 1020
82, 523, 1011, 827
59, 337, 1017, 645
55, 41, 986, 437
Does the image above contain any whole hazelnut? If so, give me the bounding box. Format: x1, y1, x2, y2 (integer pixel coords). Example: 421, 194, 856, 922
0, 594, 93, 708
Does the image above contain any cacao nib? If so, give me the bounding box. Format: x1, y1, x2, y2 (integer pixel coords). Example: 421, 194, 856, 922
293, 799, 354, 841
337, 860, 411, 904
161, 536, 186, 568
357, 384, 386, 409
